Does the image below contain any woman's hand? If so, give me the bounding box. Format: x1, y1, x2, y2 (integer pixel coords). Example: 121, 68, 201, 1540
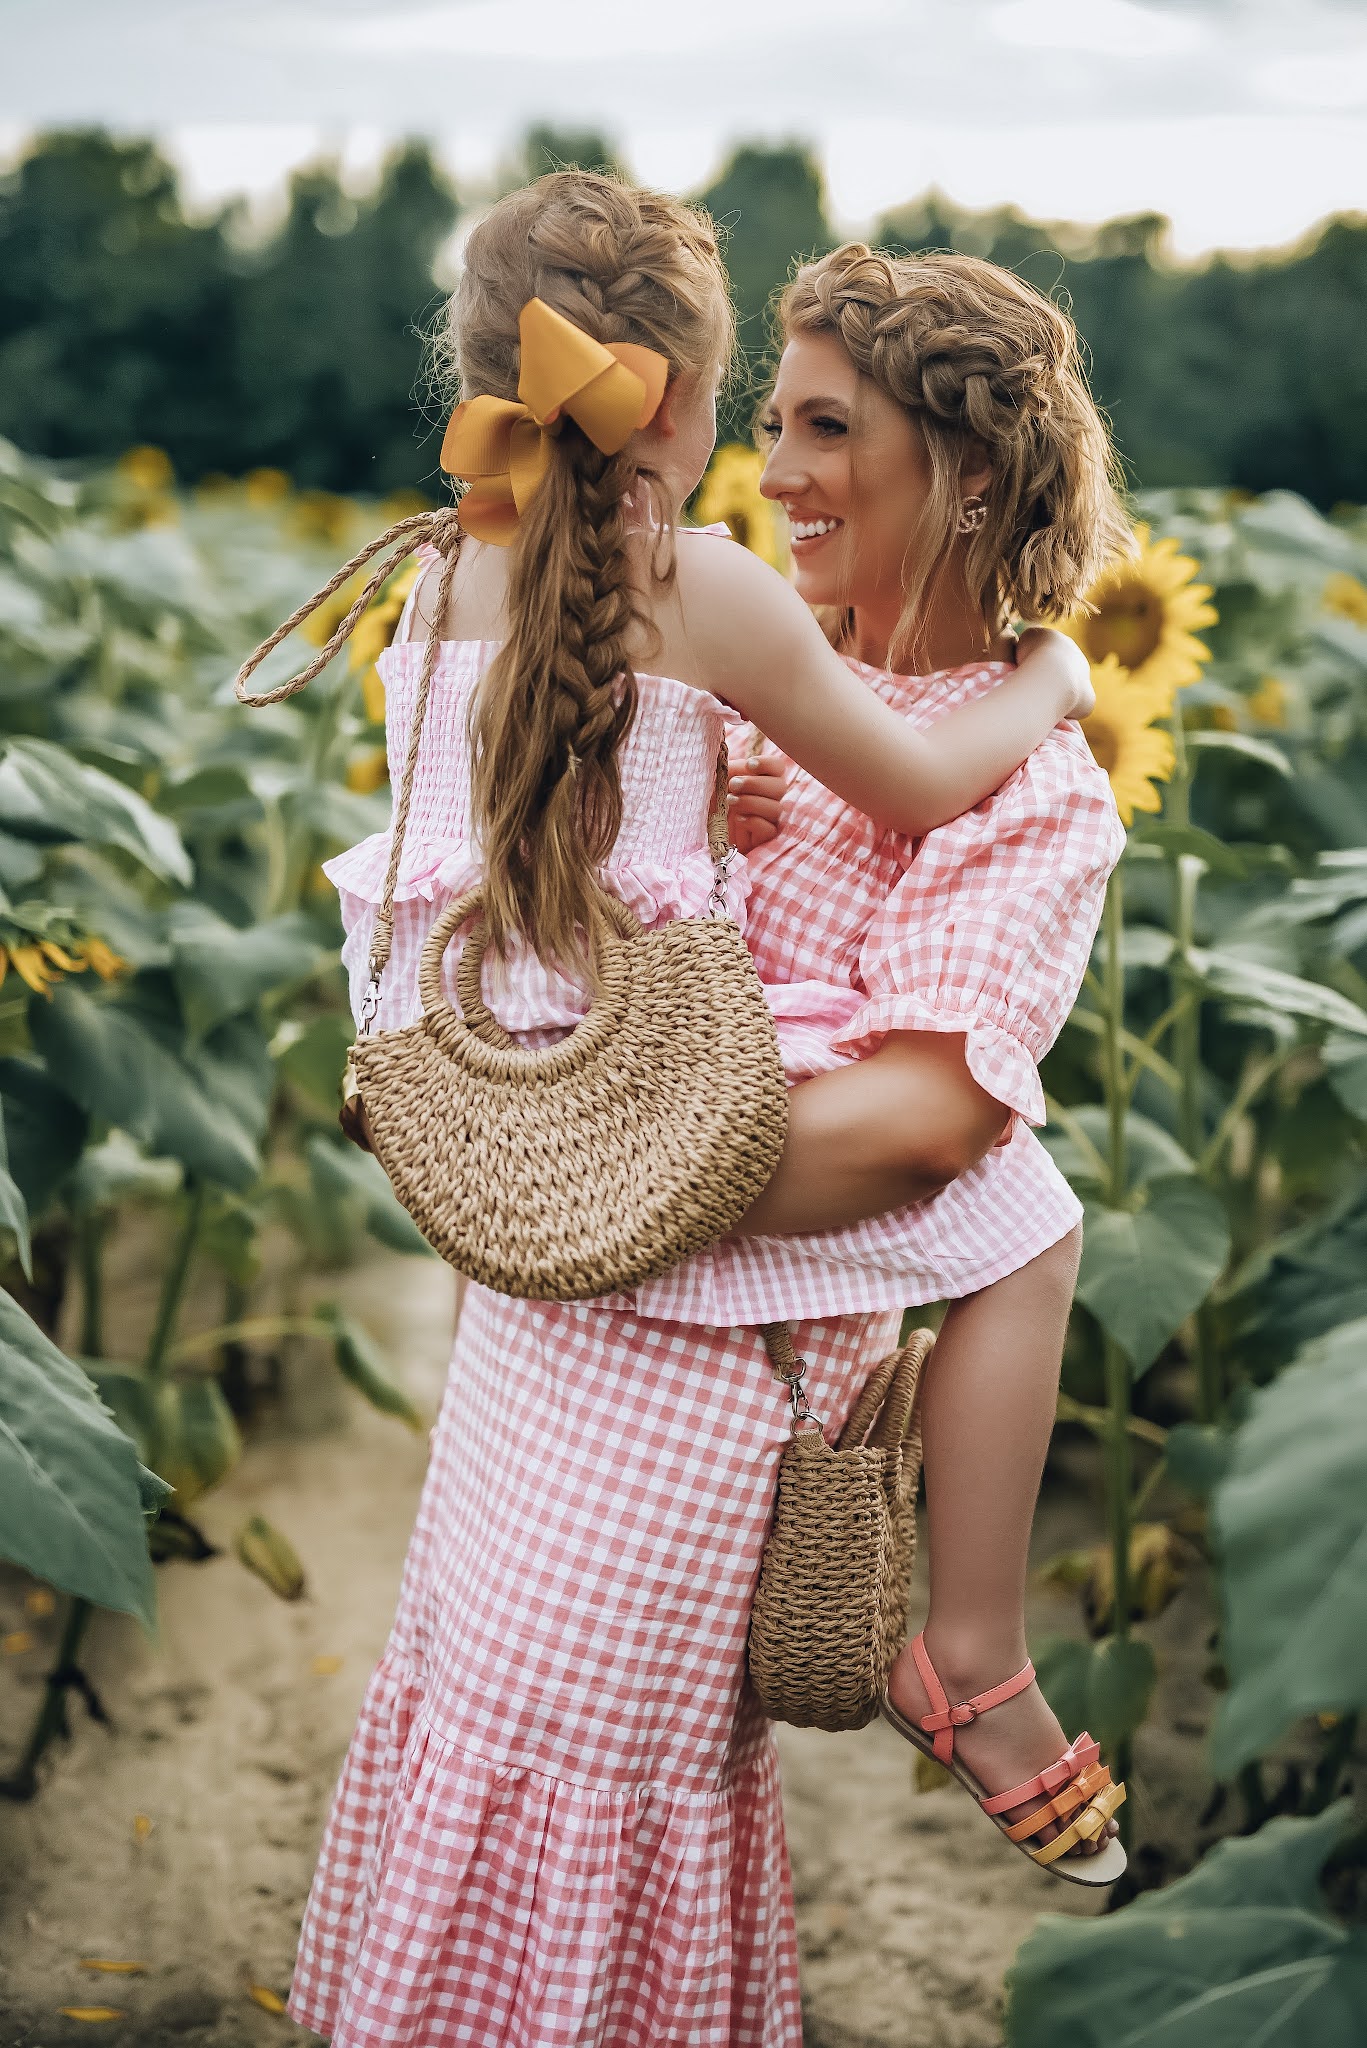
728, 749, 790, 853
1015, 626, 1094, 721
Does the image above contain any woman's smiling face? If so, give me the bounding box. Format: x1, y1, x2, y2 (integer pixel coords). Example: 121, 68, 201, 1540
757, 329, 931, 618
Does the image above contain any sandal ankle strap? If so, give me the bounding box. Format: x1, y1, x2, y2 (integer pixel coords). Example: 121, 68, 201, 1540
911, 1632, 1037, 1767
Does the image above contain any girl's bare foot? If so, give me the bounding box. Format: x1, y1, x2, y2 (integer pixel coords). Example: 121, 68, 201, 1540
885, 1629, 1121, 1852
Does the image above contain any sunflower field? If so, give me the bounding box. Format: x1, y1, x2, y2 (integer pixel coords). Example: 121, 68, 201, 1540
0, 441, 434, 1799
3, 439, 1367, 2035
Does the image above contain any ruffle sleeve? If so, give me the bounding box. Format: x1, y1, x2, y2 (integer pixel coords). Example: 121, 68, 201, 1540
830, 724, 1124, 1127
321, 836, 750, 1040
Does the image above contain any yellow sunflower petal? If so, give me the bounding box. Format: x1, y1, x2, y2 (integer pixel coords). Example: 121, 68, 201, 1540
9, 945, 56, 995
1079, 654, 1175, 827
694, 445, 788, 570
74, 937, 129, 981
1248, 675, 1289, 728
361, 666, 387, 726
348, 611, 393, 674
345, 748, 389, 796
39, 940, 87, 973
117, 445, 175, 492
1323, 572, 1367, 627
243, 467, 291, 508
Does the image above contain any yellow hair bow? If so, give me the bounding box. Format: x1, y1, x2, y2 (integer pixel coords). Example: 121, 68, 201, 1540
440, 298, 669, 545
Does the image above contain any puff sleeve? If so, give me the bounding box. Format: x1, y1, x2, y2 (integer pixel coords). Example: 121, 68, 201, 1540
829, 724, 1125, 1126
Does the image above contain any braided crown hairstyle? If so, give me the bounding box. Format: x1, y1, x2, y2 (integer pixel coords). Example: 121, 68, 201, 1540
439, 172, 734, 974
776, 245, 1131, 669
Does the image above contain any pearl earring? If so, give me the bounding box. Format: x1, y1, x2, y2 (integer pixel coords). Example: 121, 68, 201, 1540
957, 496, 988, 536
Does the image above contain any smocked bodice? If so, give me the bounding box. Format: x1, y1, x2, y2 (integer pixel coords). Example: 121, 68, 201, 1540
348, 637, 727, 892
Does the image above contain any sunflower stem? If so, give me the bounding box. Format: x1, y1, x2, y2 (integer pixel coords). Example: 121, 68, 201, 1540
1099, 873, 1135, 1829
1161, 715, 1224, 1423
1104, 874, 1127, 1205
143, 1182, 206, 1383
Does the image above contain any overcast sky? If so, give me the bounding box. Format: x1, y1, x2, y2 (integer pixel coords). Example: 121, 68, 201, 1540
3, 0, 1366, 256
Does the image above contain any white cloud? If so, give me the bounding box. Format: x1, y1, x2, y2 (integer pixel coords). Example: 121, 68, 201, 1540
822, 112, 1367, 255
988, 0, 1207, 59
1254, 49, 1367, 111
266, 0, 905, 62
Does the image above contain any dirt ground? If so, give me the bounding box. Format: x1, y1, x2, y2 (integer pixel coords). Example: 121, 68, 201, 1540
0, 1230, 1216, 2048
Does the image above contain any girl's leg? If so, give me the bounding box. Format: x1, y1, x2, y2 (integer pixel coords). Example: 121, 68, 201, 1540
886, 1223, 1118, 1849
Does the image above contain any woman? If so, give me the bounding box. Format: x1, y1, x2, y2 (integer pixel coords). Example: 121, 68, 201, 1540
289, 231, 1124, 2048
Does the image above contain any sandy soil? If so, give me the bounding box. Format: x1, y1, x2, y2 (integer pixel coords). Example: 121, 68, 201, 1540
0, 1229, 1215, 2048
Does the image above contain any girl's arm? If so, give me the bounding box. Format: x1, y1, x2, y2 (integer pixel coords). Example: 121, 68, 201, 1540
729, 1033, 1010, 1236
679, 540, 1092, 837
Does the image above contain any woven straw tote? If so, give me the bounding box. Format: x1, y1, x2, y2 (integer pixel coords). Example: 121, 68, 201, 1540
749, 1322, 935, 1731
235, 520, 790, 1302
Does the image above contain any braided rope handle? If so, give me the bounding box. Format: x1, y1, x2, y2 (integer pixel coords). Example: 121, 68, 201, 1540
233, 505, 464, 1005
418, 886, 641, 1050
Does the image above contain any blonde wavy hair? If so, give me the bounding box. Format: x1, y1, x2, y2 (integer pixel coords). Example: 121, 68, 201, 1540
436, 172, 734, 973
775, 244, 1132, 669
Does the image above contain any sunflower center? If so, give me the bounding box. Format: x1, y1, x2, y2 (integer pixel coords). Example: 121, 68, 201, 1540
1083, 580, 1164, 670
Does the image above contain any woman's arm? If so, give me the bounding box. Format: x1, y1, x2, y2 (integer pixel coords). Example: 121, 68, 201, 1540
730, 1032, 1010, 1236
678, 540, 1093, 837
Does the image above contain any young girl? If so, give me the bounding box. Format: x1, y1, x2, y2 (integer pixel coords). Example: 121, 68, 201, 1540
268, 176, 1116, 2048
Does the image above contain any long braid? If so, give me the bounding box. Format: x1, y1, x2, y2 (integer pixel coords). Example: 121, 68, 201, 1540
454, 172, 734, 978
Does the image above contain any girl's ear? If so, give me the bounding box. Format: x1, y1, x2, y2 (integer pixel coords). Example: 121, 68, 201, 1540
649, 376, 684, 442
960, 435, 992, 500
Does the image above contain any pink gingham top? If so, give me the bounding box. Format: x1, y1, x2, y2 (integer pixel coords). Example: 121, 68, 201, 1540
324, 554, 1122, 1318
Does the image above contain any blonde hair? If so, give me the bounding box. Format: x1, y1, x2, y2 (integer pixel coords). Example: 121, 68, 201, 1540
775, 244, 1131, 669
437, 171, 734, 973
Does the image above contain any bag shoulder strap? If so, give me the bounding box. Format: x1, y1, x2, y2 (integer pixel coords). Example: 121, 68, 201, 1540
233, 508, 464, 1018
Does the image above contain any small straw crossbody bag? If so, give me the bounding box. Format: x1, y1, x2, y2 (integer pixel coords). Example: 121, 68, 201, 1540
750, 1320, 935, 1731
236, 518, 790, 1302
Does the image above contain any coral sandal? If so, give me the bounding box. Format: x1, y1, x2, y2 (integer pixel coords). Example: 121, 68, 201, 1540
881, 1632, 1128, 1888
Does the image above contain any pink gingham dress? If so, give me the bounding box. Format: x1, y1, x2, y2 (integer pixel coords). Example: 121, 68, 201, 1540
289, 567, 1122, 2047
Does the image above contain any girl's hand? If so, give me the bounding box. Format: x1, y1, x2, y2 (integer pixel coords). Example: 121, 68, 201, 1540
1015, 626, 1094, 722
728, 749, 789, 853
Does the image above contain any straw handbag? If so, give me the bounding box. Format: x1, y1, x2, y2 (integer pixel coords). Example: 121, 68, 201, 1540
347, 830, 789, 1298
749, 1322, 934, 1731
234, 516, 787, 1301
332, 601, 789, 1302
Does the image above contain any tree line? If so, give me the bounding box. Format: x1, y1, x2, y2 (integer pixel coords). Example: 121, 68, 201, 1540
1, 126, 1362, 506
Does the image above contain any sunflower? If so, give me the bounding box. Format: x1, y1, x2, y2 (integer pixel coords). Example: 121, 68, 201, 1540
692, 446, 788, 570
1062, 526, 1216, 706
1323, 572, 1367, 628
347, 559, 422, 725
1079, 655, 1175, 827
117, 445, 175, 492
287, 490, 359, 546
0, 929, 128, 997
345, 746, 388, 795
243, 467, 292, 509
1247, 674, 1289, 728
